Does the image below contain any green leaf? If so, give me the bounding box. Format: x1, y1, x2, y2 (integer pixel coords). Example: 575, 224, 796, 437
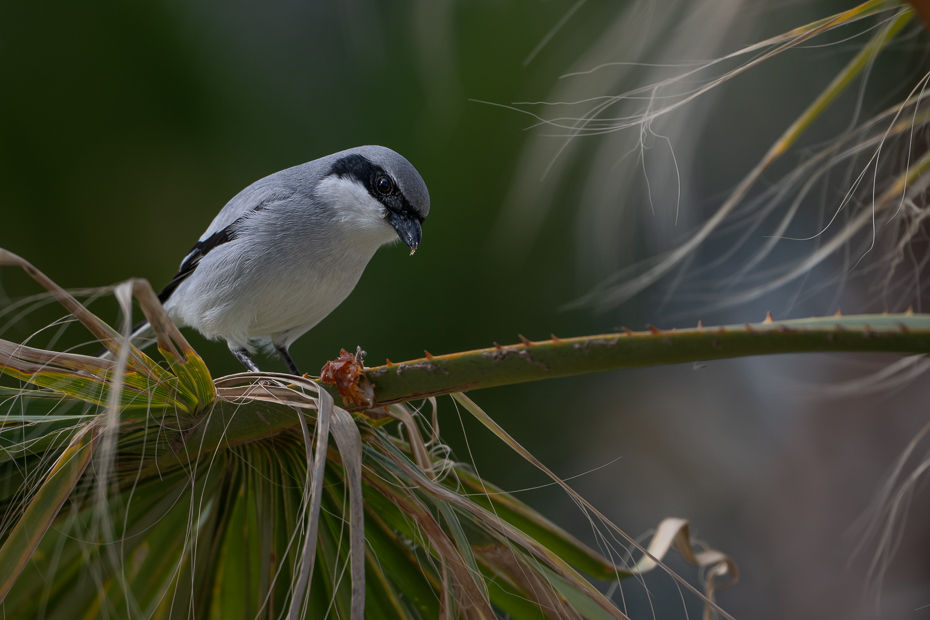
477, 560, 549, 620
540, 565, 623, 620
0, 423, 98, 603
0, 365, 177, 410
455, 465, 627, 582
0, 386, 61, 400
363, 502, 440, 617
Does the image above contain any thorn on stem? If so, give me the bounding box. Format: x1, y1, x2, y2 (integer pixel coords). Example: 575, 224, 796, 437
550, 333, 562, 344
493, 342, 503, 351
647, 324, 662, 336
763, 312, 774, 324
622, 327, 634, 336
518, 334, 534, 347
424, 350, 434, 360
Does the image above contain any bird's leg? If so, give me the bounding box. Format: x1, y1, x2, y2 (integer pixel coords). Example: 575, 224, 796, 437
233, 348, 261, 372
275, 345, 302, 376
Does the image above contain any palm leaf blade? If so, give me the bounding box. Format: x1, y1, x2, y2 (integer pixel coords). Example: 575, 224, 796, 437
0, 423, 98, 603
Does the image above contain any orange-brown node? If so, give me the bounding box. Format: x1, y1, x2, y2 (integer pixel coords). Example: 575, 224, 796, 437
518, 334, 534, 347
763, 312, 774, 324
623, 327, 634, 336
424, 350, 434, 360
320, 349, 375, 408
647, 324, 662, 336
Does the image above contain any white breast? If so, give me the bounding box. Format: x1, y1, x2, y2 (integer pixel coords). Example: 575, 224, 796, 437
165, 176, 398, 352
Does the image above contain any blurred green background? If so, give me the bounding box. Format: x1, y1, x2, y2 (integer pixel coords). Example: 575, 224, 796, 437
3, 1, 930, 617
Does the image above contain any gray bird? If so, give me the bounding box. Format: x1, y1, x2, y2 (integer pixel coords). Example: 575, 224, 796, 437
130, 145, 429, 374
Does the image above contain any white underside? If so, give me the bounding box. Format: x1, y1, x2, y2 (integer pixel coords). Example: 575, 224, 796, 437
164, 176, 399, 353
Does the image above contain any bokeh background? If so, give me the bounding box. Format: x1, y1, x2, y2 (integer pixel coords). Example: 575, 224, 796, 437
2, 0, 930, 617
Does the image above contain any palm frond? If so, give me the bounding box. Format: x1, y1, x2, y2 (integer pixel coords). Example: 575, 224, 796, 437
0, 252, 738, 618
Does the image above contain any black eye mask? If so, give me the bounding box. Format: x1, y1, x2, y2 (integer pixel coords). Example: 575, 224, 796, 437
329, 154, 424, 224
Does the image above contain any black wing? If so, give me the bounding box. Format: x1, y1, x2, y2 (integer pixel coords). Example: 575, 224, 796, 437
158, 225, 237, 303
96, 220, 242, 356
157, 197, 277, 304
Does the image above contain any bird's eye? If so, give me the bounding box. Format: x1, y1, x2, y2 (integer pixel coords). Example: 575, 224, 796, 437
376, 176, 393, 195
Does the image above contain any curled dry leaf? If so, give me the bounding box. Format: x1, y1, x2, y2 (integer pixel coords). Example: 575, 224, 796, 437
320, 347, 375, 408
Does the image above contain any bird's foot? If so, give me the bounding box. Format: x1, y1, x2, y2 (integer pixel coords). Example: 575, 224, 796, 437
232, 348, 261, 373
275, 345, 302, 376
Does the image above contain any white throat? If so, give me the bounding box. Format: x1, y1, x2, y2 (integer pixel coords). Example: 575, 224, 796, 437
314, 176, 398, 253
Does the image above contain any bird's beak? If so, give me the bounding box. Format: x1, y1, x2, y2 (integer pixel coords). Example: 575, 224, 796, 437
388, 211, 422, 255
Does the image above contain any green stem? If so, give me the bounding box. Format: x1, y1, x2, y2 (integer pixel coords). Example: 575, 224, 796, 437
363, 313, 930, 405
142, 313, 930, 477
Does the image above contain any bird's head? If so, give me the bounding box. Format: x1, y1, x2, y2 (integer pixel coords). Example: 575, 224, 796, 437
322, 146, 429, 255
